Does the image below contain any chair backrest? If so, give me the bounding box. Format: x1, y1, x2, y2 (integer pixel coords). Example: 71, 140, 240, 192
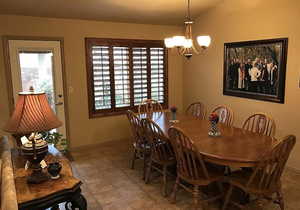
168, 127, 210, 180
242, 113, 275, 137
211, 105, 234, 126
126, 110, 145, 146
138, 99, 163, 115
141, 118, 174, 162
246, 135, 296, 192
185, 102, 206, 119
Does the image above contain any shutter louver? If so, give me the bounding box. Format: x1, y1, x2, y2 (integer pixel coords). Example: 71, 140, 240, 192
91, 46, 112, 110
150, 47, 165, 103
133, 48, 148, 105
113, 47, 131, 108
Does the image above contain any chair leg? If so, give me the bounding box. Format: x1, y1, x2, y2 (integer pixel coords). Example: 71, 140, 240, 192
162, 165, 168, 197
130, 149, 137, 169
193, 185, 200, 210
145, 159, 152, 184
222, 184, 233, 210
142, 152, 148, 180
170, 176, 180, 204
276, 189, 285, 210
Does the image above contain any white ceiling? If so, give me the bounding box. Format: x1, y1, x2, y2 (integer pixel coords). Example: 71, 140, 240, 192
0, 0, 223, 25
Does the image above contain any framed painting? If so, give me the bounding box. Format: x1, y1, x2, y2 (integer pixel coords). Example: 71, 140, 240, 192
223, 38, 288, 103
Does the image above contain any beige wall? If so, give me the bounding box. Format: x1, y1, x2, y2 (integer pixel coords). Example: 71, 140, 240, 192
0, 15, 184, 148
183, 0, 300, 169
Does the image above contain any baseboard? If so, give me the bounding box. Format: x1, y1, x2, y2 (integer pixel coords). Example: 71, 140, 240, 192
69, 138, 130, 152
286, 166, 300, 174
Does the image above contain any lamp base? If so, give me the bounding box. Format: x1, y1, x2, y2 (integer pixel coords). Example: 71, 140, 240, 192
27, 167, 50, 184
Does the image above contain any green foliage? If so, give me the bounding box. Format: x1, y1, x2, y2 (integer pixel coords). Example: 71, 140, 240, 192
42, 131, 68, 153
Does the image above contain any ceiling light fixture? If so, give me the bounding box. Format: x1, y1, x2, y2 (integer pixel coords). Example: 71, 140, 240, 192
164, 0, 211, 59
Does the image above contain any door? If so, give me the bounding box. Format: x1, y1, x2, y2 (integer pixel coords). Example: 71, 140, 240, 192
8, 40, 67, 139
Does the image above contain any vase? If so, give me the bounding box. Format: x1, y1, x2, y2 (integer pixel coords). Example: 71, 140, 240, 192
171, 112, 177, 120
47, 162, 62, 179
208, 121, 221, 137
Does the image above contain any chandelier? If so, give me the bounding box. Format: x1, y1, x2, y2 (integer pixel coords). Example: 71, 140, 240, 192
164, 0, 211, 59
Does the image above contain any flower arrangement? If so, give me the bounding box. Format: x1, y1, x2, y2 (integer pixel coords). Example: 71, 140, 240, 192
169, 105, 178, 122
209, 112, 219, 123
208, 112, 221, 137
170, 106, 177, 113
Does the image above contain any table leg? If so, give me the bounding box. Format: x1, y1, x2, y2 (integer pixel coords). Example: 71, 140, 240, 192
70, 191, 87, 210
51, 204, 59, 210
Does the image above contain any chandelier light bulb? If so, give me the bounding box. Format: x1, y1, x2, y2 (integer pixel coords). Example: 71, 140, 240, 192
172, 36, 185, 47
183, 39, 193, 48
197, 35, 211, 49
164, 37, 175, 48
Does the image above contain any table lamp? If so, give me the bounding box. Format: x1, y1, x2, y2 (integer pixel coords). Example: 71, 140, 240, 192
4, 87, 62, 184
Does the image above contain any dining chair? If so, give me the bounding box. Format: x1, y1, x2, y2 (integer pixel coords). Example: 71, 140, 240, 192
186, 102, 206, 119
242, 113, 276, 136
138, 99, 163, 115
211, 105, 234, 126
141, 118, 176, 197
222, 135, 296, 210
168, 127, 224, 210
126, 110, 150, 179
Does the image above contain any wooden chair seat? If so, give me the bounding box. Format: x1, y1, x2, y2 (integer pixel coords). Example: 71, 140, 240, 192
133, 142, 151, 151
151, 156, 176, 166
227, 170, 279, 194
127, 110, 150, 180
141, 118, 176, 197
168, 127, 224, 210
178, 163, 224, 186
222, 135, 296, 210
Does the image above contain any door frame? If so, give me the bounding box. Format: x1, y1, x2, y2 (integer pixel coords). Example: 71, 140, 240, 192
2, 35, 70, 144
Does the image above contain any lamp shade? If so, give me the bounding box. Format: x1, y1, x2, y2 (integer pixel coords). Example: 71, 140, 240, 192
197, 35, 211, 48
4, 92, 62, 134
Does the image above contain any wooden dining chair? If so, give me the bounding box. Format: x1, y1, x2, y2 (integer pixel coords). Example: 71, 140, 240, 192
126, 110, 150, 179
222, 135, 296, 210
186, 102, 206, 119
141, 118, 176, 197
242, 113, 276, 137
211, 105, 234, 126
168, 127, 224, 210
138, 99, 163, 115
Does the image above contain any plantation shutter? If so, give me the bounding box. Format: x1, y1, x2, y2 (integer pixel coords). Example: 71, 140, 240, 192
91, 46, 112, 110
132, 47, 148, 105
86, 38, 168, 118
113, 47, 131, 108
150, 47, 165, 103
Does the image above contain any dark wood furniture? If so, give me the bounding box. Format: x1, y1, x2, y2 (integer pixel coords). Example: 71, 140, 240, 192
242, 113, 276, 137
211, 105, 234, 126
222, 135, 296, 210
144, 112, 277, 168
168, 127, 224, 210
126, 110, 150, 179
141, 118, 176, 196
186, 102, 206, 119
138, 99, 163, 115
11, 145, 87, 210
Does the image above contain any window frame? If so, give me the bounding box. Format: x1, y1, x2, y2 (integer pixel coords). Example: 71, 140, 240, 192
85, 38, 169, 118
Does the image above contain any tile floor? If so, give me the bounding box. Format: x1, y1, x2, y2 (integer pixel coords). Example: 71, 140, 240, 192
67, 139, 300, 210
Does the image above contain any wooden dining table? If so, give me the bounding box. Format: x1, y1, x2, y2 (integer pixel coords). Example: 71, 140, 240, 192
140, 111, 277, 168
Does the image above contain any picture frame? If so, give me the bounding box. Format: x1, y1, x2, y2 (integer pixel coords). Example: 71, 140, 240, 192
223, 38, 288, 103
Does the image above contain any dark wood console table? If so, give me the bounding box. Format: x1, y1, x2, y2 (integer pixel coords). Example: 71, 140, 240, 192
11, 145, 87, 210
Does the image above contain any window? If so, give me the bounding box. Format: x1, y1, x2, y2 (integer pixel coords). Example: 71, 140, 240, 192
85, 38, 168, 117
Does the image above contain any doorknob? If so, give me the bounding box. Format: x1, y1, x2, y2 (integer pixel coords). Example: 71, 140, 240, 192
55, 102, 63, 106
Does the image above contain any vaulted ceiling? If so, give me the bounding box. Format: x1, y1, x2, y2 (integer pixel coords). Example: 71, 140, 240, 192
0, 0, 223, 25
